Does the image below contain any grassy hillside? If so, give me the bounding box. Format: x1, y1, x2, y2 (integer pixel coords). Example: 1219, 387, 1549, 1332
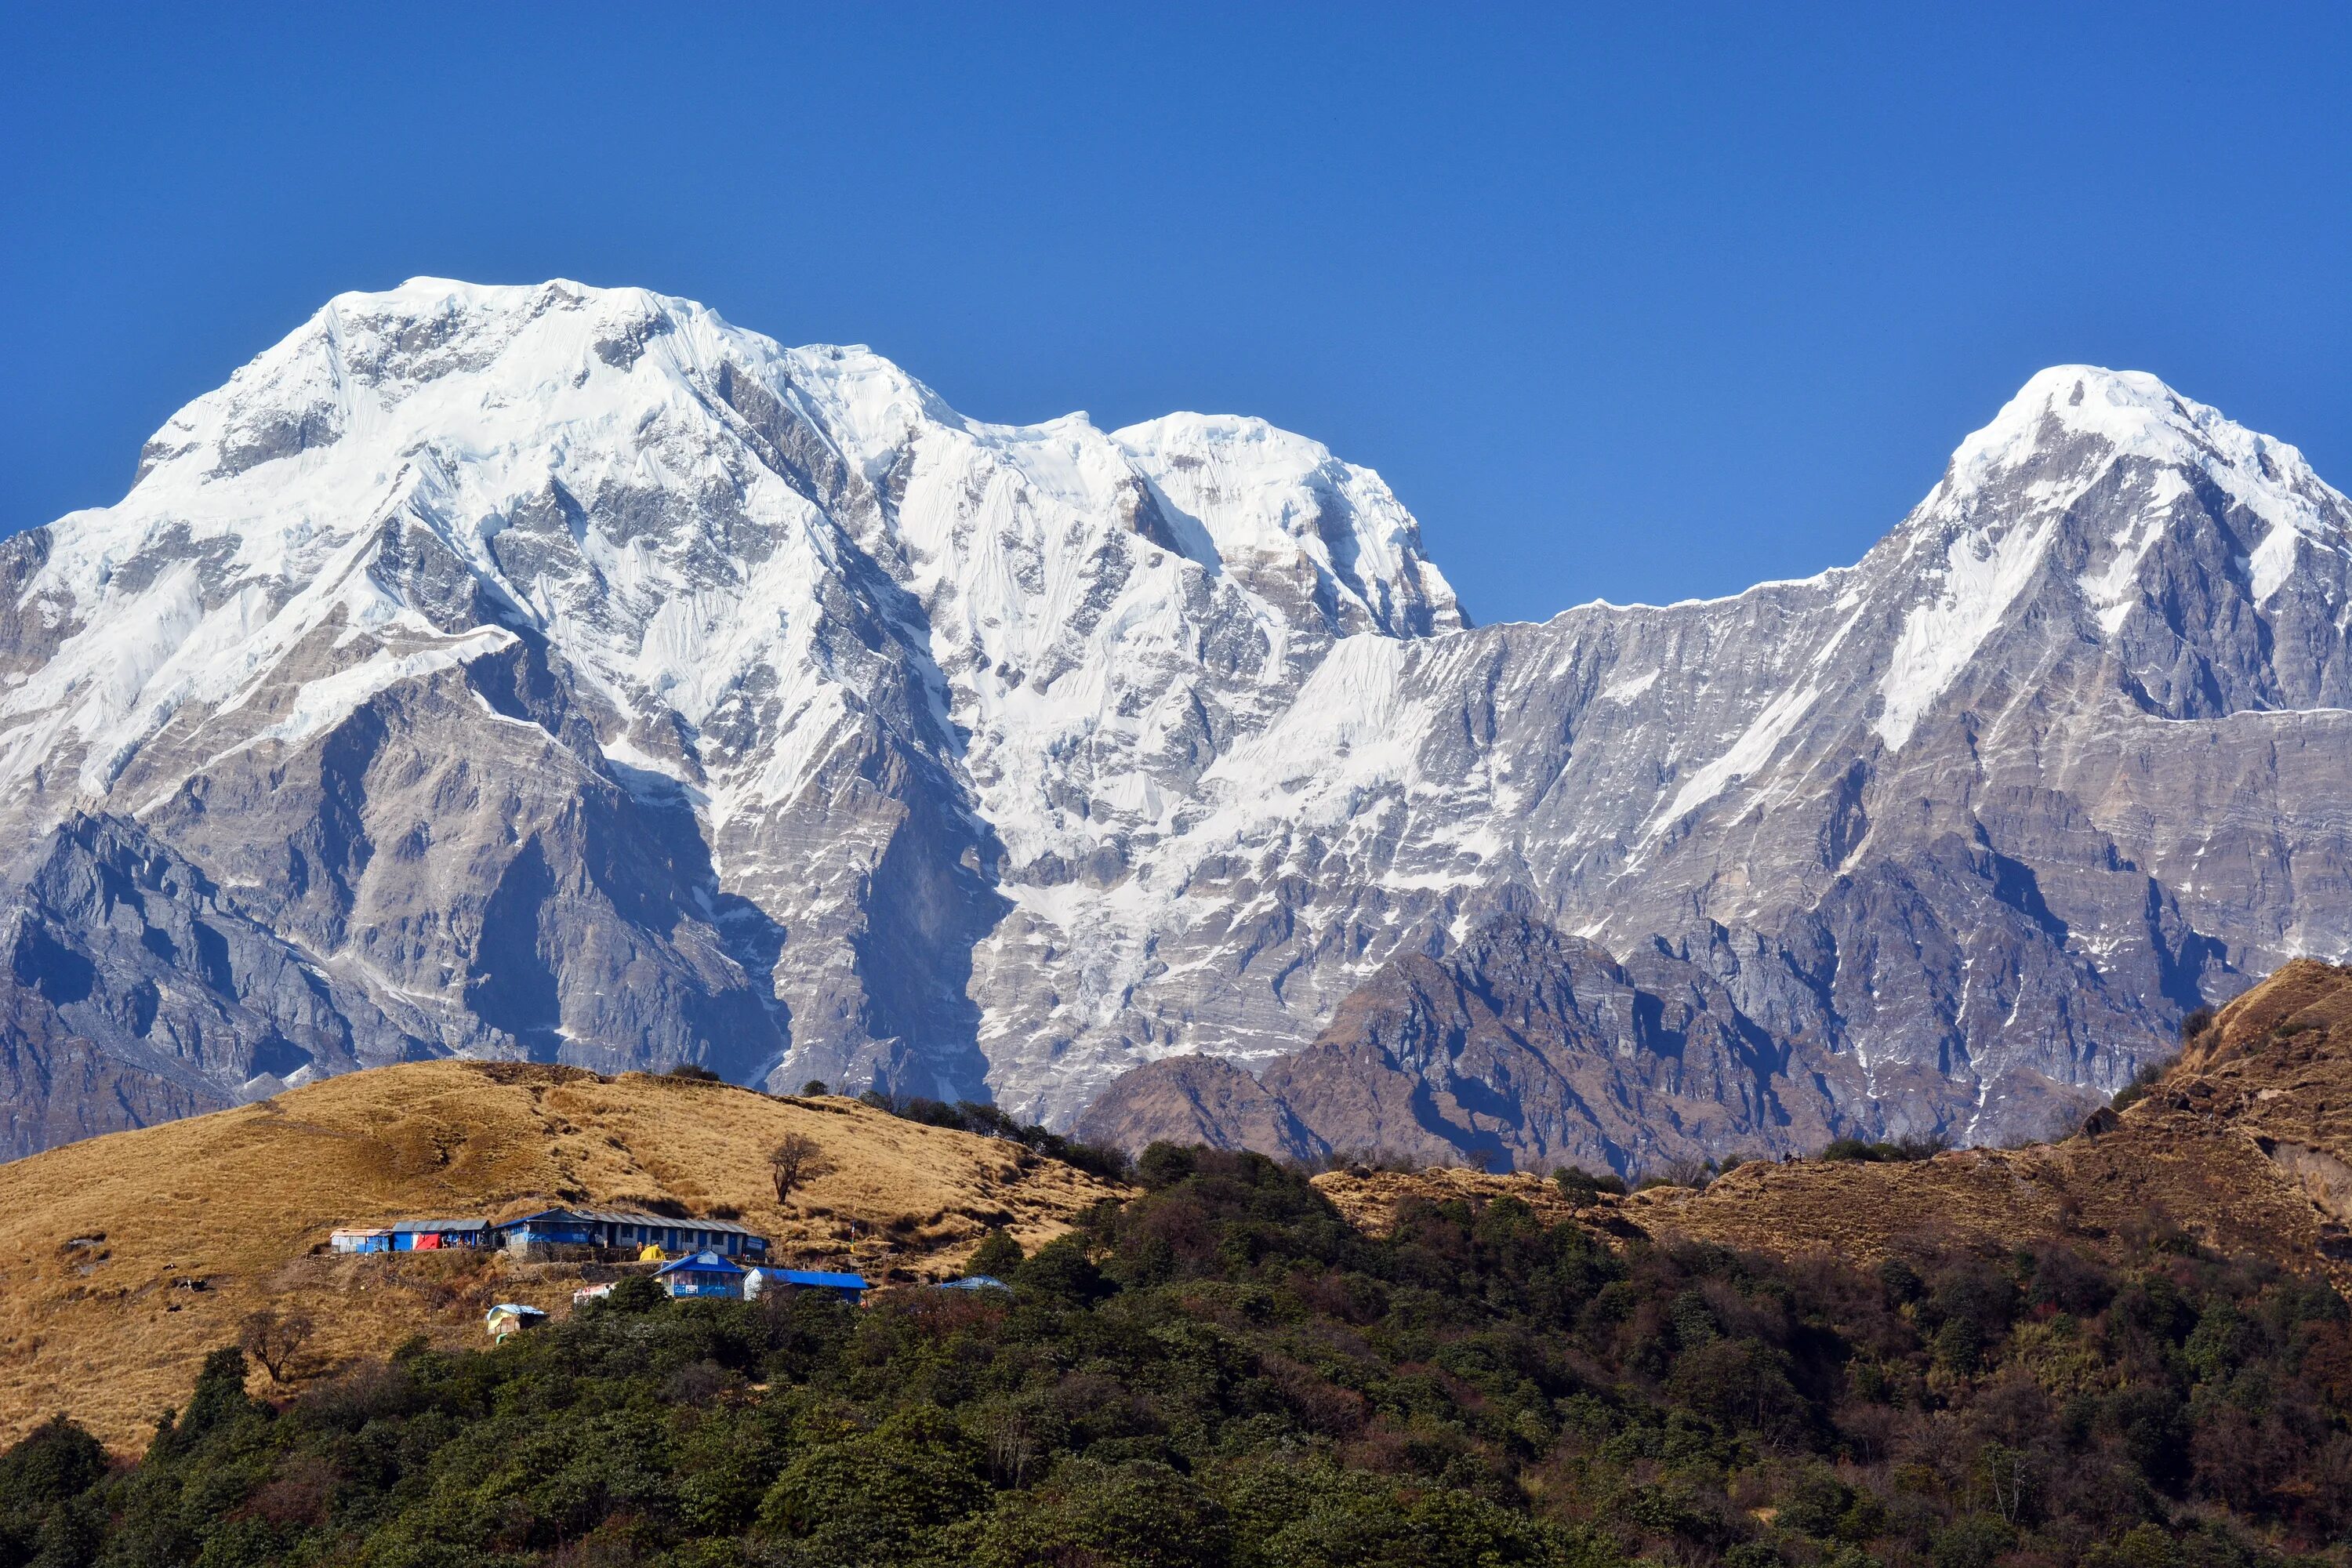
1621, 959, 2352, 1283
1311, 960, 2352, 1293
5, 1142, 2350, 1568
7, 966, 2352, 1566
0, 1061, 1125, 1450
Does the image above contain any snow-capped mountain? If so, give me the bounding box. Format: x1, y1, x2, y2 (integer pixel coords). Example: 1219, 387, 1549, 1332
3, 279, 2347, 1164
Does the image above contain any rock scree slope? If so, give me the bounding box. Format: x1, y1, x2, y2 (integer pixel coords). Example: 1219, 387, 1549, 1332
4, 278, 2352, 1162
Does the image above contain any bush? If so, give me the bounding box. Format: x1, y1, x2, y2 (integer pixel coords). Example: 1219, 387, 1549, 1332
0, 1412, 108, 1563
858, 1094, 1134, 1183
20, 1143, 2349, 1567
966, 1457, 1232, 1568
2111, 1055, 2176, 1114
1012, 1235, 1109, 1305
1931, 1515, 2016, 1568
1823, 1133, 1950, 1162
967, 1228, 1024, 1278
1554, 1166, 1628, 1204
757, 1406, 987, 1563
1637, 1156, 1714, 1189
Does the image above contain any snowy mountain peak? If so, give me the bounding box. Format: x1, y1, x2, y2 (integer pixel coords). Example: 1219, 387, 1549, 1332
0, 279, 1475, 1112
1865, 365, 2352, 750
116, 278, 1461, 641
1936, 364, 2343, 534
8, 287, 2352, 1169
1955, 365, 2210, 477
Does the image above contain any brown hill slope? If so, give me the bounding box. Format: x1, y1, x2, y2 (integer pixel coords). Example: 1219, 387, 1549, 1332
0, 1061, 1123, 1451
1316, 960, 2352, 1288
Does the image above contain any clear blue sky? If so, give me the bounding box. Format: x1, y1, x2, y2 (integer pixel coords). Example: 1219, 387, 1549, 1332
4, 5, 2347, 624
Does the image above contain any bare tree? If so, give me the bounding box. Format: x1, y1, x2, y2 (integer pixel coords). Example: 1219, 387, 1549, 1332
239, 1306, 316, 1385
768, 1133, 832, 1204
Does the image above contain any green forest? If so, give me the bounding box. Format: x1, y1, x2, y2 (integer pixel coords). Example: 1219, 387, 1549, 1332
5, 1147, 2350, 1568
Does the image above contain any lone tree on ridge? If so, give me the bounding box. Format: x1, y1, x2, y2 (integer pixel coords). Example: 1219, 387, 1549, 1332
768, 1132, 831, 1204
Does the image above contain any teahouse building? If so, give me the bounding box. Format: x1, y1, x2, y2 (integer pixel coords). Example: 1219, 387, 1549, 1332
390, 1218, 490, 1250
493, 1207, 770, 1258
654, 1250, 748, 1299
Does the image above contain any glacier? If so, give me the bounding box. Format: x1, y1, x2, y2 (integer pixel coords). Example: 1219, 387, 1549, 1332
3, 278, 2350, 1166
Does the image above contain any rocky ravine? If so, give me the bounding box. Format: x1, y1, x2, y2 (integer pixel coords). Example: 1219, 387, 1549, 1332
3, 278, 2350, 1165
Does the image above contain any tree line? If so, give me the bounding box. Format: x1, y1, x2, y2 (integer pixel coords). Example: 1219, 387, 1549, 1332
3, 1144, 2348, 1567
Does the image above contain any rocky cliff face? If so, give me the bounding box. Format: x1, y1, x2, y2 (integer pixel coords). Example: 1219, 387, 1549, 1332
2, 279, 2347, 1162
1083, 366, 2352, 1167
1080, 914, 1837, 1173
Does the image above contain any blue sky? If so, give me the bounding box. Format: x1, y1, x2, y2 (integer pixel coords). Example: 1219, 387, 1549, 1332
3, 5, 2346, 625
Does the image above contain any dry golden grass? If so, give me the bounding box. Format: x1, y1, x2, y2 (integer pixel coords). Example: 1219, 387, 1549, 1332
1310, 963, 2352, 1294
1642, 963, 2352, 1283
0, 1060, 1125, 1452
1311, 1165, 1621, 1237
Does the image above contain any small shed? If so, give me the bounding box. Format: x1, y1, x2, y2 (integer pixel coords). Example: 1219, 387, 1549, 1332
572, 1282, 615, 1306
655, 1250, 748, 1300
768, 1268, 869, 1305
485, 1303, 548, 1342
390, 1218, 490, 1250
329, 1228, 393, 1254
494, 1209, 598, 1252
937, 1274, 1012, 1293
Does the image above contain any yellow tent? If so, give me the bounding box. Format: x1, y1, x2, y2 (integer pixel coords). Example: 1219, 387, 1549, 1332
639, 1242, 666, 1262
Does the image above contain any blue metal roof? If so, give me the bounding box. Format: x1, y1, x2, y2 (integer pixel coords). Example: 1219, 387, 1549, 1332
388, 1218, 488, 1232
655, 1249, 746, 1277
769, 1268, 868, 1290
496, 1207, 768, 1239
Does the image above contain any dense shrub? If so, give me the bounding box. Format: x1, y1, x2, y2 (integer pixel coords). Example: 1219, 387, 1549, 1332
1553, 1166, 1631, 1204
1819, 1133, 1952, 1163
8, 1148, 2348, 1566
2111, 1055, 2178, 1115
860, 1092, 1134, 1184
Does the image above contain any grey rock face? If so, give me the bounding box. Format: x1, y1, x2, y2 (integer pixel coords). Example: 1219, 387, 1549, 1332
1, 284, 2346, 1163
1080, 913, 1825, 1174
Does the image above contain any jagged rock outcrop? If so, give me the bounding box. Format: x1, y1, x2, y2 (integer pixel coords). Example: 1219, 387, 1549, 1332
1616, 956, 2352, 1276
1069, 1053, 1324, 1166
3, 278, 2350, 1160
1080, 913, 1846, 1173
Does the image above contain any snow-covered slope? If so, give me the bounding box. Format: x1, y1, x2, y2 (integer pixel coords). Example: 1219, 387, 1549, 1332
3, 281, 2348, 1163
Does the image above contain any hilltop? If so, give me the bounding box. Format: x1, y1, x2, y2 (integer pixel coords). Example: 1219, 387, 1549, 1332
1631, 958, 2352, 1279
9, 1062, 2352, 1567
1312, 960, 2352, 1290
0, 1060, 1124, 1451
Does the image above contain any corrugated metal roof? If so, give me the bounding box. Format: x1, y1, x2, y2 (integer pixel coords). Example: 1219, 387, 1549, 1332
501, 1207, 766, 1238
770, 1269, 868, 1289
387, 1218, 489, 1232
655, 1250, 746, 1276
